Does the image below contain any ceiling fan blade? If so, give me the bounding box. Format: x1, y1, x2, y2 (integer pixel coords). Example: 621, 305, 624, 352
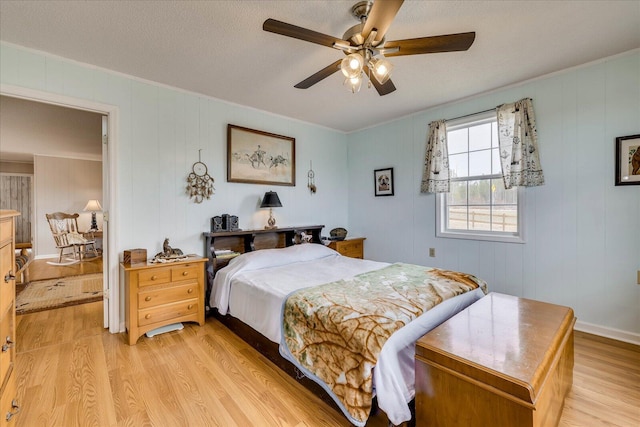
383, 32, 476, 57
363, 64, 396, 96
264, 18, 345, 49
294, 60, 342, 89
362, 0, 404, 44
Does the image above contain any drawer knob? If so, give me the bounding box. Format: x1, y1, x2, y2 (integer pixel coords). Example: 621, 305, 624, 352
151, 275, 157, 281
145, 296, 152, 302
2, 336, 14, 352
187, 304, 194, 310
145, 314, 151, 319
5, 399, 19, 421
4, 270, 15, 283
187, 288, 193, 294
182, 271, 188, 276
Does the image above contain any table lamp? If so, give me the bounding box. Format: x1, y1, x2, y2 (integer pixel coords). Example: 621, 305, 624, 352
260, 191, 282, 229
84, 199, 102, 231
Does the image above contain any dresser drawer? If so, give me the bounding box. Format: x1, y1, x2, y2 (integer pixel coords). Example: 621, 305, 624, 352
329, 238, 365, 259
138, 299, 199, 327
340, 240, 363, 258
138, 267, 171, 287
0, 308, 12, 388
0, 244, 13, 317
138, 283, 199, 309
0, 218, 12, 245
171, 264, 200, 282
0, 369, 17, 425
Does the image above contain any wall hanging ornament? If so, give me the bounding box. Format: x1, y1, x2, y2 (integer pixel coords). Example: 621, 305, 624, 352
307, 160, 317, 194
186, 149, 215, 203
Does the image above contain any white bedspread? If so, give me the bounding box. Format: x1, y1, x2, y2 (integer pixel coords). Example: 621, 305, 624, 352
210, 244, 485, 425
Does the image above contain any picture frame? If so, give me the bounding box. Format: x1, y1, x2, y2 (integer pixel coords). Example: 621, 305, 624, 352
615, 134, 640, 186
374, 167, 394, 196
227, 124, 295, 186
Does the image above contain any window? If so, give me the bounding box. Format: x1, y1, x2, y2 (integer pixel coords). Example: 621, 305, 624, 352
436, 112, 525, 243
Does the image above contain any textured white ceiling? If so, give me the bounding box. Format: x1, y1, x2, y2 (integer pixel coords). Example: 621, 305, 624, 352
1, 1, 639, 133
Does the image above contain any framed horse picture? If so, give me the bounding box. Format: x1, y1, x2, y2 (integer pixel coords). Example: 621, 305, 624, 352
227, 124, 295, 186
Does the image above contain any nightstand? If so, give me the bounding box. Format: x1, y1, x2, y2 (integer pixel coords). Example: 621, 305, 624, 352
328, 237, 365, 259
121, 257, 207, 345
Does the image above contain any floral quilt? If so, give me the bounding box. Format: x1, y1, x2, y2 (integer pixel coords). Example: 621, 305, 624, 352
281, 263, 487, 425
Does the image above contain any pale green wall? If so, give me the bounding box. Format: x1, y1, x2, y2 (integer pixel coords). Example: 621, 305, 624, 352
347, 50, 640, 339
0, 42, 349, 259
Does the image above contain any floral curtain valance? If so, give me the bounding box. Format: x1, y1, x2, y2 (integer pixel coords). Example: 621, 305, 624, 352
420, 120, 449, 193
496, 98, 545, 189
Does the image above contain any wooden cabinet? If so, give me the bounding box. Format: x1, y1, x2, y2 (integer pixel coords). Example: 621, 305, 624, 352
0, 210, 20, 424
122, 257, 207, 345
415, 293, 575, 427
328, 237, 365, 259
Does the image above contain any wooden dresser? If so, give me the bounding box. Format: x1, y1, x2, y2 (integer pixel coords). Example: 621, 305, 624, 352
122, 257, 207, 345
415, 293, 575, 427
0, 210, 20, 424
328, 237, 365, 259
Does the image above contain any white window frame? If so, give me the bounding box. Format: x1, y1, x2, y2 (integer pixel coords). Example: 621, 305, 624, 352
436, 111, 526, 244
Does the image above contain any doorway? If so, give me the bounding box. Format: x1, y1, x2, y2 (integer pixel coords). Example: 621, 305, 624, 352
0, 84, 119, 332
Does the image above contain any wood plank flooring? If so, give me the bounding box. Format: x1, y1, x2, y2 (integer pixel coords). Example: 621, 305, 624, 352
14, 301, 640, 427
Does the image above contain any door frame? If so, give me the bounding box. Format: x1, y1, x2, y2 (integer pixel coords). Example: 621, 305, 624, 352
1, 83, 121, 333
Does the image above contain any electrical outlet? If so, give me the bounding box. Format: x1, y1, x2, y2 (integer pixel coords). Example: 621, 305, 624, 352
429, 248, 436, 257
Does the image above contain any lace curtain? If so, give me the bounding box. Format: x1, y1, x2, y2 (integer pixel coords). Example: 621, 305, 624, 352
420, 120, 450, 193
496, 98, 545, 188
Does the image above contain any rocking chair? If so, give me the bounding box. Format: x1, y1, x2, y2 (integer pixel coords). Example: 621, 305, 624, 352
45, 212, 99, 264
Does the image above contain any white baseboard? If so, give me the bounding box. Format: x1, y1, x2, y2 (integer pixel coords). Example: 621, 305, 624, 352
574, 320, 640, 346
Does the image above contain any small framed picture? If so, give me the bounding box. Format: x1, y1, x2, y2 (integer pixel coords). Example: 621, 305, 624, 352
615, 134, 640, 186
374, 167, 394, 196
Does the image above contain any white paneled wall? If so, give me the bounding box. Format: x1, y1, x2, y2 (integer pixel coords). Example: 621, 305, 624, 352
348, 51, 640, 341
0, 42, 349, 259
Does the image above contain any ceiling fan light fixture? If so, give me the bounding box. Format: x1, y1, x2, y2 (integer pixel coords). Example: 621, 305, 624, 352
370, 56, 394, 84
344, 74, 363, 93
340, 53, 364, 79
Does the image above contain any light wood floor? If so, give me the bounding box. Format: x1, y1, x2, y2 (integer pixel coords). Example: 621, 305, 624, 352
14, 301, 640, 427
27, 257, 103, 282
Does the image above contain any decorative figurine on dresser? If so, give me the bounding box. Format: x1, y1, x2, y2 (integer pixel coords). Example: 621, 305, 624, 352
121, 240, 207, 345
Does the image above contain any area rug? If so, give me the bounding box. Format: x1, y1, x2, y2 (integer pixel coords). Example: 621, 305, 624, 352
16, 273, 103, 315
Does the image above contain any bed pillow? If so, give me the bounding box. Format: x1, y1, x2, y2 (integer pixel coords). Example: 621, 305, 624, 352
212, 243, 338, 314
228, 243, 337, 272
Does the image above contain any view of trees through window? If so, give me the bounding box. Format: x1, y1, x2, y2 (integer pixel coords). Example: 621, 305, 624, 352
445, 119, 518, 233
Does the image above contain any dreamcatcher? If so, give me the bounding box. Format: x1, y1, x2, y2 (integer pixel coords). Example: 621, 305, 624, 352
186, 150, 214, 203
307, 161, 317, 194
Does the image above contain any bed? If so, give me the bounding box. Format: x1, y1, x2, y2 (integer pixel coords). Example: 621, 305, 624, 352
207, 233, 488, 426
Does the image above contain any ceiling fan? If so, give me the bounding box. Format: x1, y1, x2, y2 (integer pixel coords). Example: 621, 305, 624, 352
263, 0, 476, 95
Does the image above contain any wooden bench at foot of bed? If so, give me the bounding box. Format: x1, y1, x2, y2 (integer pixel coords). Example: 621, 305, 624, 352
415, 292, 575, 427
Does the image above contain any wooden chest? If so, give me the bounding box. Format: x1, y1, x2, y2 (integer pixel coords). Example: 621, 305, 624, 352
122, 257, 207, 345
415, 293, 575, 427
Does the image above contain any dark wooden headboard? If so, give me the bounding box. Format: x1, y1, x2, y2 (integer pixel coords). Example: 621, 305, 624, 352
202, 225, 323, 263
202, 225, 324, 310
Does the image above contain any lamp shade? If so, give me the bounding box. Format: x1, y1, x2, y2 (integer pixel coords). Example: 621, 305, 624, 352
260, 191, 282, 208
83, 199, 102, 212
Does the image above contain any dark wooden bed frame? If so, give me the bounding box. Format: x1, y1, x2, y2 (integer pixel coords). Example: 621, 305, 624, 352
202, 225, 414, 426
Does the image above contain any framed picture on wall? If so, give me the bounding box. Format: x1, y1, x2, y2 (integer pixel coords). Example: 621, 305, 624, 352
227, 124, 295, 186
615, 134, 640, 186
374, 167, 394, 196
